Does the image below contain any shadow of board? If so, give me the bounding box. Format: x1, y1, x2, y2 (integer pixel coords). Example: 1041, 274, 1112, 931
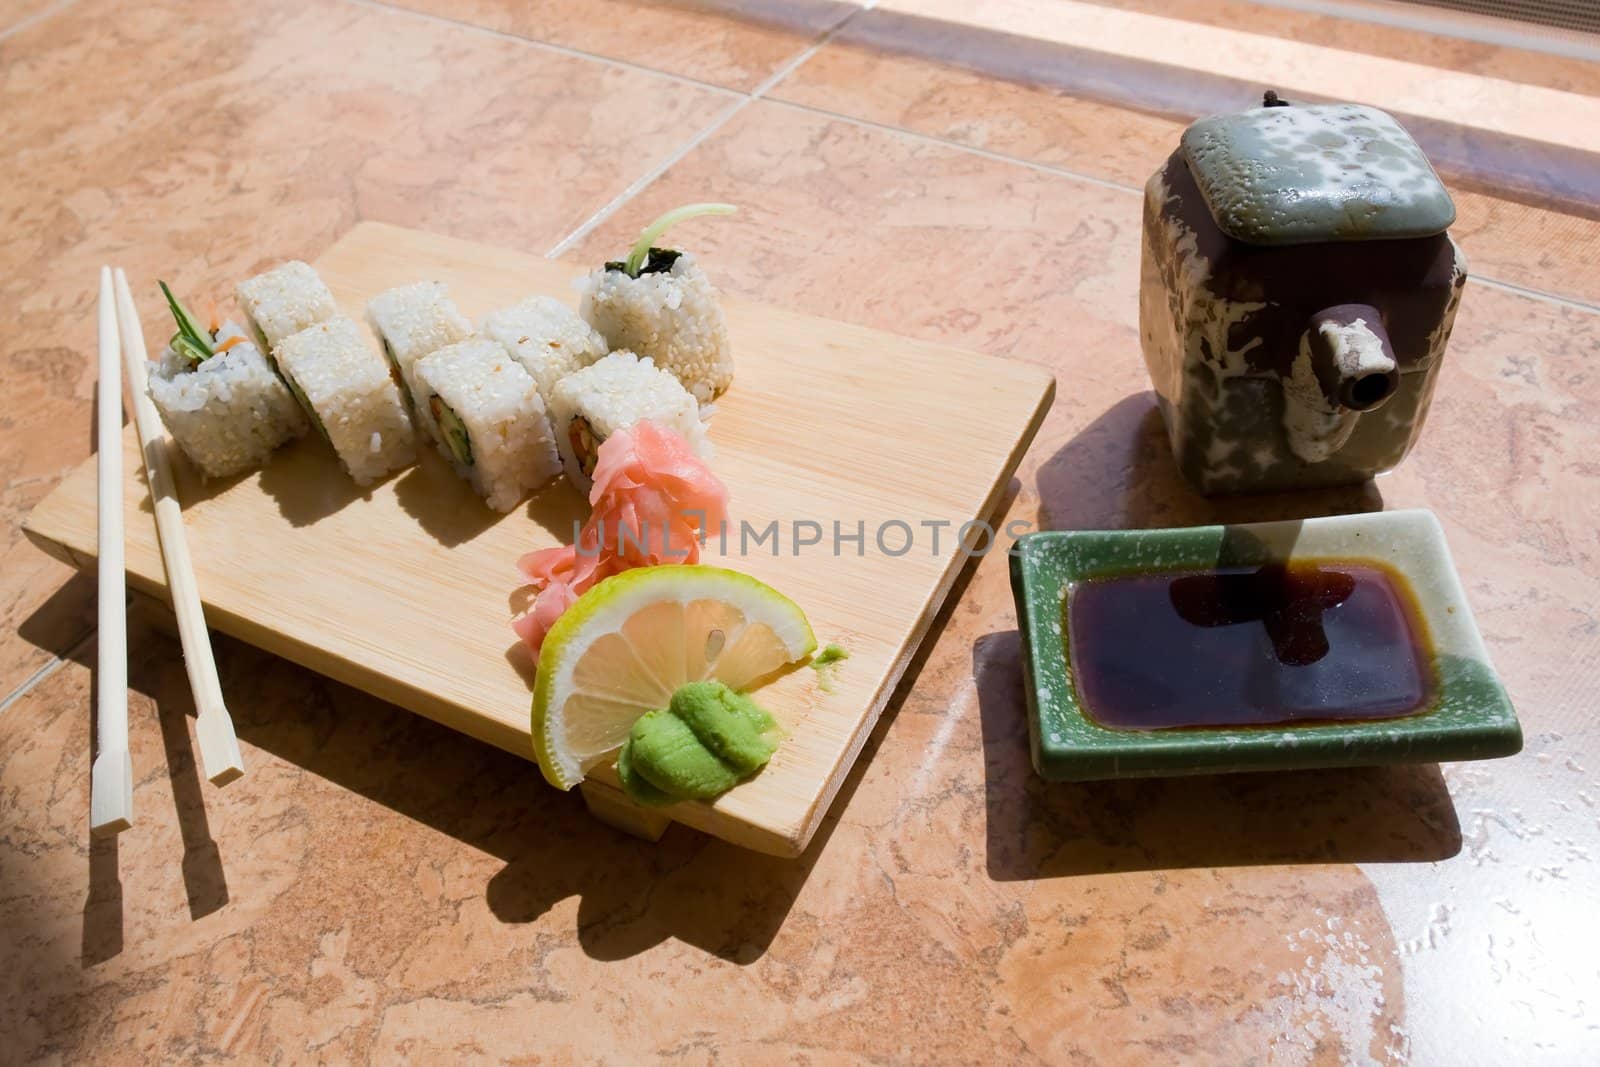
32, 453, 1015, 967
973, 630, 1463, 880
483, 472, 1004, 960
468, 474, 1016, 960
49, 622, 807, 965
37, 622, 869, 966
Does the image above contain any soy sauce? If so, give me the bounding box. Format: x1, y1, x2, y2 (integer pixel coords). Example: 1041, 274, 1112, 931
1066, 559, 1434, 730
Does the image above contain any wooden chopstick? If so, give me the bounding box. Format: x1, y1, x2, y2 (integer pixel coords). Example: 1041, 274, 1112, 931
90, 266, 132, 836
113, 268, 244, 786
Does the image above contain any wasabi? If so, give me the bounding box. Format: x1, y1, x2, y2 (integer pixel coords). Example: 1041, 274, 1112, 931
616, 738, 675, 806
810, 643, 850, 692
618, 681, 779, 805
813, 644, 849, 668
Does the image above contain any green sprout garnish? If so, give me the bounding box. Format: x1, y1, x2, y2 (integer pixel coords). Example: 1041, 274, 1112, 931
159, 281, 214, 365
622, 203, 736, 277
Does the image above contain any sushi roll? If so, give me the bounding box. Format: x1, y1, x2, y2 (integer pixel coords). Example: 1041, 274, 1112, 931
548, 350, 711, 494
235, 261, 339, 352
412, 339, 562, 512
146, 282, 308, 479
365, 281, 472, 416
580, 203, 735, 404
478, 295, 607, 405
274, 317, 416, 486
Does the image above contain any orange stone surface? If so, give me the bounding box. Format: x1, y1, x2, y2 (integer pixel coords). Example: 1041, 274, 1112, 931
2, 1, 1595, 1061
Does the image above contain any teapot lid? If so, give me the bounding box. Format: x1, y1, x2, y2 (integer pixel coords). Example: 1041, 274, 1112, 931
1180, 102, 1455, 246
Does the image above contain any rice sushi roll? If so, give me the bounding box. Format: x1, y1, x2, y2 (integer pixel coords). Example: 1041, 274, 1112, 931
580, 203, 735, 404
274, 317, 416, 485
146, 282, 308, 479
412, 339, 562, 512
478, 295, 607, 405
365, 281, 472, 416
548, 350, 711, 494
235, 261, 339, 352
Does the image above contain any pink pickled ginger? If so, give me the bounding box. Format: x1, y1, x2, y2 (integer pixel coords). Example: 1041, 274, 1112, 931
513, 422, 728, 655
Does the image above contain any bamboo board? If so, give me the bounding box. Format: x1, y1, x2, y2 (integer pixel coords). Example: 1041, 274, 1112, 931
24, 222, 1054, 857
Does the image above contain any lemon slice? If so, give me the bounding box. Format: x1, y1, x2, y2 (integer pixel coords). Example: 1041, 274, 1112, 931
532, 565, 816, 790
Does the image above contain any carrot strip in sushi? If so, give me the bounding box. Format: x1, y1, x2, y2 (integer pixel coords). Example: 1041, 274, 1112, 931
145, 281, 308, 479
547, 350, 711, 495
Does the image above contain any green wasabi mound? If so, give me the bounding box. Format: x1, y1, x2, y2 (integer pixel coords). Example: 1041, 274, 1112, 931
615, 735, 676, 806
618, 682, 779, 805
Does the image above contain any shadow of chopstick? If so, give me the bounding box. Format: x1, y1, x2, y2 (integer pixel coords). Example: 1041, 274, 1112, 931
83, 657, 124, 965
154, 693, 230, 920
81, 837, 124, 965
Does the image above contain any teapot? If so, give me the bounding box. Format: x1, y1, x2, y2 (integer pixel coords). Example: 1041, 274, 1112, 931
1138, 94, 1466, 494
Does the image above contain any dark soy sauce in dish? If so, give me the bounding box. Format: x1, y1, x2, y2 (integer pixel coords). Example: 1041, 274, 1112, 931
1065, 559, 1435, 730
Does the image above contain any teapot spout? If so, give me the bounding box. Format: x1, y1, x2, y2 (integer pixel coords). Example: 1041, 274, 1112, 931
1309, 304, 1400, 411
1282, 304, 1399, 463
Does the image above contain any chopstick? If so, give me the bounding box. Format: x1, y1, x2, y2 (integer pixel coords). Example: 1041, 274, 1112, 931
113, 268, 245, 786
90, 267, 133, 836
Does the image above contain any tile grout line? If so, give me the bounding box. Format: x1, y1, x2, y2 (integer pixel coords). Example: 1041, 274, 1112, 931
545, 1, 880, 258
0, 14, 1585, 727
757, 98, 1600, 315
0, 2, 1588, 715
341, 0, 743, 99
0, 0, 78, 45
544, 96, 752, 260
768, 95, 1146, 196
0, 628, 94, 716
342, 0, 1600, 315
0, 660, 63, 715
1467, 273, 1600, 315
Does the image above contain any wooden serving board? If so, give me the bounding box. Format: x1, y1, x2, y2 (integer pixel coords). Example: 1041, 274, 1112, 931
24, 223, 1054, 857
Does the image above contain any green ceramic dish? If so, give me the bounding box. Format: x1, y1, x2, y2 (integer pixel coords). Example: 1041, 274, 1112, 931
1009, 509, 1521, 781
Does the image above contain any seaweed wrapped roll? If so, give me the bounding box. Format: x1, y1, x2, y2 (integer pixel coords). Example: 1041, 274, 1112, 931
236, 261, 339, 352
548, 350, 711, 494
274, 317, 416, 485
580, 204, 735, 403
146, 282, 308, 479
365, 281, 472, 415
412, 339, 562, 512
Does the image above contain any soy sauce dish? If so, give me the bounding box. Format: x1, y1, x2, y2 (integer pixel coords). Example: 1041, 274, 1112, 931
1009, 510, 1521, 781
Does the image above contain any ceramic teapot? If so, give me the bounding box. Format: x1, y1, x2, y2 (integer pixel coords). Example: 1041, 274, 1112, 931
1138, 94, 1466, 494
